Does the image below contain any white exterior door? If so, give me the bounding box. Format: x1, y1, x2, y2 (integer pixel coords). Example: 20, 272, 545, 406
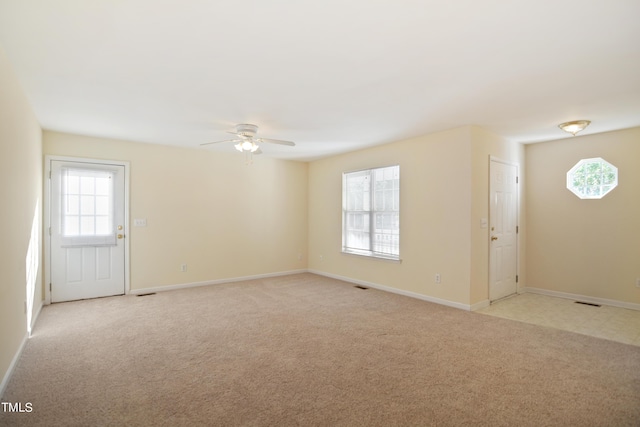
49, 159, 126, 302
489, 158, 518, 302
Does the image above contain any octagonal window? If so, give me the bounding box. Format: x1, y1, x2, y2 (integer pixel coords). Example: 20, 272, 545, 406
567, 157, 618, 199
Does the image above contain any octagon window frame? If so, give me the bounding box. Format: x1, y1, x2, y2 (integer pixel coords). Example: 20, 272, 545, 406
566, 157, 618, 199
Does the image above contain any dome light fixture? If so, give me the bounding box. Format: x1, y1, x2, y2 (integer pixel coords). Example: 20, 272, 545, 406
558, 120, 591, 136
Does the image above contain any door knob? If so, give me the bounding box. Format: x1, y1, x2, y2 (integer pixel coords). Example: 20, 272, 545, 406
491, 236, 498, 241
117, 234, 124, 239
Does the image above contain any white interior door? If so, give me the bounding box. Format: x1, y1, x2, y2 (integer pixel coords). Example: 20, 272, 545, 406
50, 160, 126, 302
489, 158, 518, 302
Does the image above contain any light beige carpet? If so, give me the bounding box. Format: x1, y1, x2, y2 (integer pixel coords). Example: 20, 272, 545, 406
1, 273, 639, 426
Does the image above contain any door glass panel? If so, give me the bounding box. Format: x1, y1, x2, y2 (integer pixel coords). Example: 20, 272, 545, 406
80, 195, 95, 215
60, 168, 117, 247
64, 215, 80, 236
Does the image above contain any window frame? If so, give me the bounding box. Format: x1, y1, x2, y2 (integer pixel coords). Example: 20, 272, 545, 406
566, 157, 618, 200
342, 165, 400, 261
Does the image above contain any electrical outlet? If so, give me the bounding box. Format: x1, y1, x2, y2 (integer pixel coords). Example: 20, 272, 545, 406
320, 255, 323, 262
180, 264, 187, 272
636, 278, 640, 288
435, 273, 441, 284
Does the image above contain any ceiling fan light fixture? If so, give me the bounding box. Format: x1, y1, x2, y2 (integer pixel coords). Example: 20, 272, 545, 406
201, 123, 294, 161
235, 141, 260, 153
558, 120, 591, 136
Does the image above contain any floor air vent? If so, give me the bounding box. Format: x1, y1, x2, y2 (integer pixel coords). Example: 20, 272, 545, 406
354, 285, 369, 290
574, 301, 601, 307
136, 293, 156, 297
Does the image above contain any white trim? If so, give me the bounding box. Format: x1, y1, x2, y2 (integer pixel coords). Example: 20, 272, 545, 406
489, 156, 519, 167
525, 287, 640, 311
309, 269, 473, 311
0, 334, 28, 399
341, 250, 402, 263
129, 269, 308, 295
131, 269, 475, 312
44, 155, 131, 304
470, 299, 490, 311
2, 296, 44, 398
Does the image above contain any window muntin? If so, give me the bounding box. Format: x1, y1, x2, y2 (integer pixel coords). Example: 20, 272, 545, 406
342, 165, 399, 259
566, 158, 618, 199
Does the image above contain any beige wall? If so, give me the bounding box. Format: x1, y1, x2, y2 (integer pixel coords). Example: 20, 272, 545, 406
0, 48, 42, 391
526, 127, 640, 304
44, 132, 308, 291
308, 126, 523, 308
44, 124, 524, 310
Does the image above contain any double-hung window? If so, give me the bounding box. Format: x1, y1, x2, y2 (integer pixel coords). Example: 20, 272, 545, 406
342, 165, 400, 260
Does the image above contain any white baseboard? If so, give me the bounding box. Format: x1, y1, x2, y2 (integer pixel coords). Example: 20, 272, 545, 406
1, 298, 44, 399
525, 287, 640, 311
129, 269, 309, 295
130, 267, 496, 312
309, 269, 474, 311
0, 334, 28, 400
470, 299, 491, 311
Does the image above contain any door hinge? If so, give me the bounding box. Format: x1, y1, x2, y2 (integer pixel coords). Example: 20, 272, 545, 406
516, 275, 519, 283
49, 227, 51, 236
516, 176, 519, 184
516, 225, 519, 233
49, 283, 52, 292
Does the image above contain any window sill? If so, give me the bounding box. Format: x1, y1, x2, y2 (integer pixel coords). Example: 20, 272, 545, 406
341, 249, 402, 263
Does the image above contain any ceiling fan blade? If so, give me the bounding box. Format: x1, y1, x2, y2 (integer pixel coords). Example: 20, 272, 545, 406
256, 138, 295, 146
200, 139, 241, 146
254, 147, 263, 155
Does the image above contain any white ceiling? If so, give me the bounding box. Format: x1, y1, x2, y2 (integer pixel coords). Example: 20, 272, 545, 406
1, 1, 639, 161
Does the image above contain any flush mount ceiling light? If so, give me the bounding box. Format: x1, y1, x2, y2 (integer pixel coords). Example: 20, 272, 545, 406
558, 120, 591, 136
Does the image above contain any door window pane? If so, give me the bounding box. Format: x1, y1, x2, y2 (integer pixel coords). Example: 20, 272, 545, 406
61, 167, 116, 246
81, 195, 95, 215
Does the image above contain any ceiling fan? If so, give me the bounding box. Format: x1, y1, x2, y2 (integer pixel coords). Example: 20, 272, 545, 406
200, 123, 295, 156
